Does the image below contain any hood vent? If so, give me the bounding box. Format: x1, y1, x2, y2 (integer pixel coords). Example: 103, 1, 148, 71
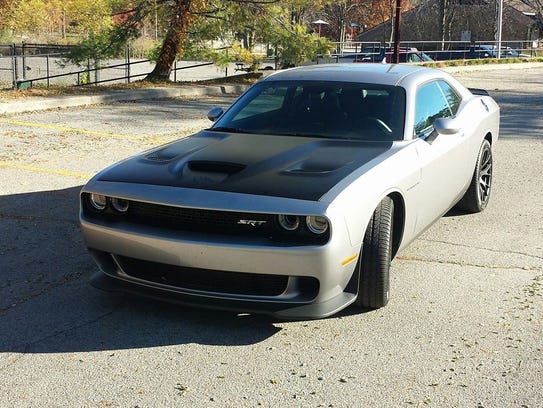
146, 150, 179, 162
188, 161, 246, 175
181, 161, 247, 185
285, 159, 347, 174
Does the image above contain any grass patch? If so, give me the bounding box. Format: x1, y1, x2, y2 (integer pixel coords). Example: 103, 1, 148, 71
0, 72, 261, 101
424, 57, 543, 69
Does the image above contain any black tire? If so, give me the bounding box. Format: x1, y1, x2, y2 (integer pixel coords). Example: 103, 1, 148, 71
356, 196, 394, 309
456, 139, 493, 213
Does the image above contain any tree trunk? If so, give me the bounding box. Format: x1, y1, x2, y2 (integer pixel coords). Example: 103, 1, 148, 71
146, 0, 191, 82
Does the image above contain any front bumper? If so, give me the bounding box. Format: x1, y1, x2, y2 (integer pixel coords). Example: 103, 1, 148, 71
81, 214, 360, 319
90, 270, 357, 320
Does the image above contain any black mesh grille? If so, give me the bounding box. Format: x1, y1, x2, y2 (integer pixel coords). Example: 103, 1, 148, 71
115, 256, 320, 297
82, 194, 330, 245
126, 201, 274, 235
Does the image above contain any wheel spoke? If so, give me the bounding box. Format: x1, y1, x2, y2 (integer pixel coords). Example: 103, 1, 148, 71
477, 147, 492, 204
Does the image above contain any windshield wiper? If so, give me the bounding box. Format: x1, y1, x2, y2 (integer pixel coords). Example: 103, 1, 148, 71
210, 126, 250, 134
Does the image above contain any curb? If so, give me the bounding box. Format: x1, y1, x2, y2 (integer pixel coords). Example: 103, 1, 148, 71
0, 84, 250, 115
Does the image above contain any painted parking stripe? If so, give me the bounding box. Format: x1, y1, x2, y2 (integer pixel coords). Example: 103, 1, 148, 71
0, 161, 92, 179
0, 118, 170, 143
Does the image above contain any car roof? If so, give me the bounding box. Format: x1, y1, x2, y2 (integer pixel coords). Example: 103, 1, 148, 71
262, 63, 440, 87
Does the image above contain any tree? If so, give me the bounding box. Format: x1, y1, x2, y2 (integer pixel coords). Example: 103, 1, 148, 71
65, 0, 333, 82
1, 0, 113, 39
3, 0, 49, 35
147, 0, 195, 80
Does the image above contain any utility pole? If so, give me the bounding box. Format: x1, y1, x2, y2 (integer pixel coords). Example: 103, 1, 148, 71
393, 0, 402, 63
496, 0, 503, 58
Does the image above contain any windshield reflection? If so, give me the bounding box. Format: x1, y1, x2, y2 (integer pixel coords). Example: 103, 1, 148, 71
212, 81, 406, 141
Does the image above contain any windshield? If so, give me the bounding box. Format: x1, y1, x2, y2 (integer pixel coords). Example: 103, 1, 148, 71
212, 81, 406, 141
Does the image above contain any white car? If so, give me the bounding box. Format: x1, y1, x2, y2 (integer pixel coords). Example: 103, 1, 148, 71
80, 64, 500, 319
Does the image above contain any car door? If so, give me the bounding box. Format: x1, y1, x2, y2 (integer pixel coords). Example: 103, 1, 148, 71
411, 80, 470, 235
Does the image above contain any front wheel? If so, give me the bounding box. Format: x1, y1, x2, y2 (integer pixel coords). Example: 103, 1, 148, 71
355, 196, 394, 309
456, 139, 493, 213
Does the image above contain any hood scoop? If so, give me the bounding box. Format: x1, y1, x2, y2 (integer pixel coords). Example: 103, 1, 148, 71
284, 159, 349, 174
181, 161, 246, 185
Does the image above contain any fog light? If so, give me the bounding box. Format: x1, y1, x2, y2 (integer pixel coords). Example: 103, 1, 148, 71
111, 197, 129, 213
277, 214, 300, 231
306, 215, 329, 234
89, 193, 107, 211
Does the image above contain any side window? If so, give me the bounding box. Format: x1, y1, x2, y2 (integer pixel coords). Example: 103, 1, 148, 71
414, 80, 461, 136
437, 80, 461, 115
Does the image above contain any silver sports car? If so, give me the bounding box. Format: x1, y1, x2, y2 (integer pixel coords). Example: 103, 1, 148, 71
80, 64, 499, 319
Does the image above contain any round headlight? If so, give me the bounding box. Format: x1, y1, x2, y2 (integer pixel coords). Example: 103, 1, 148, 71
277, 214, 300, 231
306, 216, 329, 234
111, 197, 129, 213
89, 193, 107, 211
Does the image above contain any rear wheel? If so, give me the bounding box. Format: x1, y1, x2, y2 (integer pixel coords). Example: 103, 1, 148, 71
356, 196, 394, 309
456, 139, 493, 213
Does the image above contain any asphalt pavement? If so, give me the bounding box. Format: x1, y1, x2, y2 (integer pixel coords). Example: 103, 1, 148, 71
0, 64, 542, 407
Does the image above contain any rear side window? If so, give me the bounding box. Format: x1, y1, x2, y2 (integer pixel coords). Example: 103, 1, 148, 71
414, 80, 461, 136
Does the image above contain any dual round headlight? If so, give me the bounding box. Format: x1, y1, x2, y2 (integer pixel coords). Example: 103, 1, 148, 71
306, 215, 329, 234
88, 194, 129, 213
277, 214, 329, 235
89, 193, 107, 211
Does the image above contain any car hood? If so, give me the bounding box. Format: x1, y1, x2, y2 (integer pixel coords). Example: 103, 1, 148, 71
97, 130, 394, 201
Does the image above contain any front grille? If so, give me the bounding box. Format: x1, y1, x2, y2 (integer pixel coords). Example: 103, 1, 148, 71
115, 256, 319, 298
82, 194, 330, 245
127, 202, 273, 235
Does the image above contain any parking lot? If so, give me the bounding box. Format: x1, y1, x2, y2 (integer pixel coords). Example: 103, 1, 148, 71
1, 67, 542, 407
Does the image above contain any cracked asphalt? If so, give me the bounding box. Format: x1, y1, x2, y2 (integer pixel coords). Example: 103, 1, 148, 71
1, 67, 542, 407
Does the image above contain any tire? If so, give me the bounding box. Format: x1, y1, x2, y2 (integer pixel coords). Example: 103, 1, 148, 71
456, 139, 493, 213
356, 196, 394, 309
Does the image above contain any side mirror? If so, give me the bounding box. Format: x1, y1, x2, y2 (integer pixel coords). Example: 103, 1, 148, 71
433, 117, 460, 135
207, 107, 224, 122
426, 117, 461, 143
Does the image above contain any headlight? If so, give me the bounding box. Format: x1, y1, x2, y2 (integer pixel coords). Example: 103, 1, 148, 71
111, 197, 129, 213
89, 193, 107, 210
277, 214, 300, 231
306, 215, 329, 234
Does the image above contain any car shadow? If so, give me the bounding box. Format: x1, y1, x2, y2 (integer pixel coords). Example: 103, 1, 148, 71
444, 207, 471, 217
0, 186, 281, 354
491, 91, 543, 140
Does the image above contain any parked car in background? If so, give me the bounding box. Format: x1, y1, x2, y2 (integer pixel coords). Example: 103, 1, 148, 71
353, 47, 433, 63
81, 64, 499, 319
430, 44, 529, 61
321, 47, 433, 64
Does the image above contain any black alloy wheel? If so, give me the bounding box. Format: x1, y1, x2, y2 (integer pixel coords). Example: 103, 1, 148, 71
457, 139, 493, 213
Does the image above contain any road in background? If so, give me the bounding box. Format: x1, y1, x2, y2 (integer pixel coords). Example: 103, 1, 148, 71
0, 67, 542, 407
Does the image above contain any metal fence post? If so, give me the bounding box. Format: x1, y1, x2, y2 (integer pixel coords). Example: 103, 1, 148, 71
22, 41, 26, 80
46, 55, 50, 88
94, 59, 100, 84
125, 45, 131, 83
11, 43, 18, 89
